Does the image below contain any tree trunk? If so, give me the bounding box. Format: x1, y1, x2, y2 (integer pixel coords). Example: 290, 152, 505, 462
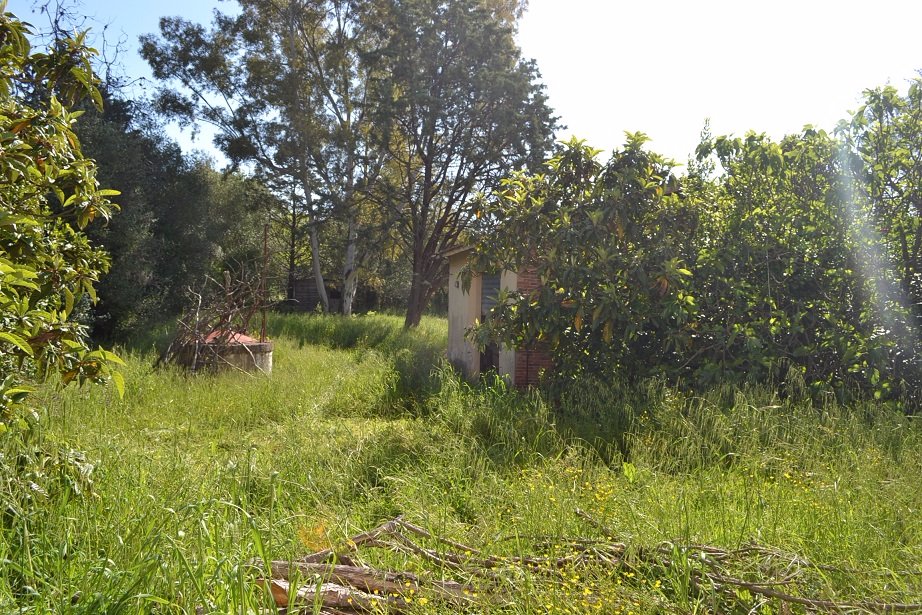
404, 236, 427, 328
301, 175, 329, 314
341, 215, 358, 316
286, 204, 298, 302
404, 273, 427, 328
404, 250, 441, 328
309, 221, 329, 313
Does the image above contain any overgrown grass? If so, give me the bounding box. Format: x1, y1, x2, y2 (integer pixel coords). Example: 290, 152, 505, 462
2, 313, 920, 612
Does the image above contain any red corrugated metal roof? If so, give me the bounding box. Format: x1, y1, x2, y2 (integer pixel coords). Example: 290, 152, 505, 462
203, 330, 262, 344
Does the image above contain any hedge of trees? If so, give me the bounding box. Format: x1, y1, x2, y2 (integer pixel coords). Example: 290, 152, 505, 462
470, 81, 922, 404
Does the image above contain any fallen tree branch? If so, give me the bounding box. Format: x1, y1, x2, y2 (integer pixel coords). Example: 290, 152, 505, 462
237, 515, 922, 614
253, 559, 476, 604
706, 573, 922, 613
256, 578, 399, 612
299, 517, 405, 564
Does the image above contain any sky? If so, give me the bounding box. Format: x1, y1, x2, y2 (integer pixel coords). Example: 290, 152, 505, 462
516, 1, 922, 163
8, 0, 922, 165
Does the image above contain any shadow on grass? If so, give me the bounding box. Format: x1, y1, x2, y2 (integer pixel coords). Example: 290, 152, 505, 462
430, 367, 922, 477
265, 312, 921, 477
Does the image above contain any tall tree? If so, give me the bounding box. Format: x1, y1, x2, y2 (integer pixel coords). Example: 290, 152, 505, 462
74, 93, 269, 339
141, 0, 386, 315
141, 7, 323, 308
369, 0, 556, 327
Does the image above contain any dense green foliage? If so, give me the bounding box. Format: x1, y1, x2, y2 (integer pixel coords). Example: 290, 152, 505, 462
141, 0, 556, 323
472, 86, 922, 403
1, 314, 920, 612
4, 1, 922, 608
0, 11, 125, 598
468, 135, 694, 379
691, 129, 912, 397
0, 6, 119, 424
74, 96, 270, 338
369, 0, 557, 327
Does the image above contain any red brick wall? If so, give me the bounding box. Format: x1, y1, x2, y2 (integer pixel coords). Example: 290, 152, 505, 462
514, 265, 552, 388
516, 267, 541, 294
514, 345, 553, 389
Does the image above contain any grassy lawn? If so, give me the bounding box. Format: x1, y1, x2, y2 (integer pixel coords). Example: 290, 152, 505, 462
3, 313, 921, 613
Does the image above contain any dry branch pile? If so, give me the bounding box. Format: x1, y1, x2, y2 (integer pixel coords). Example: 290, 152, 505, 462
159, 268, 270, 372
246, 514, 922, 614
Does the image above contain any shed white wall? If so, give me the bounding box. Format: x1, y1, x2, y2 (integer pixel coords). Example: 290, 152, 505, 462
447, 252, 518, 383
447, 252, 480, 378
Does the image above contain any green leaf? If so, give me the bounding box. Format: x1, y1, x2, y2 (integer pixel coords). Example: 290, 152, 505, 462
101, 350, 125, 366
0, 214, 40, 227
0, 332, 34, 356
64, 287, 74, 316
4, 386, 36, 396
8, 278, 40, 291
111, 370, 125, 399
84, 280, 97, 303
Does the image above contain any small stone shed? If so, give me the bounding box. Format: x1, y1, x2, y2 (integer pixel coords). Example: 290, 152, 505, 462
445, 246, 551, 388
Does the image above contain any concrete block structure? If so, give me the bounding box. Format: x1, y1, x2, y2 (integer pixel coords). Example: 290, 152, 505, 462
174, 331, 273, 374
445, 246, 552, 388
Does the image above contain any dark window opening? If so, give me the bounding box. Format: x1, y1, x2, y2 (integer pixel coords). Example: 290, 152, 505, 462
480, 272, 501, 374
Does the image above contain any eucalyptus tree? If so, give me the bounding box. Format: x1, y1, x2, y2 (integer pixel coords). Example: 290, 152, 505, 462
142, 0, 385, 314
263, 0, 389, 315
369, 0, 557, 327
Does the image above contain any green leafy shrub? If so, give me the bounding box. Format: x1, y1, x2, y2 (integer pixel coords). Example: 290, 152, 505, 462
0, 7, 122, 602
468, 136, 696, 382
472, 124, 922, 405
0, 6, 121, 427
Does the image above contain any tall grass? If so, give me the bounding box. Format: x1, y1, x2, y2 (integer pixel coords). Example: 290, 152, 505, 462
1, 312, 920, 612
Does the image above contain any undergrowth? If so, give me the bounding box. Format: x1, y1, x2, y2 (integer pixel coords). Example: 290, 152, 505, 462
1, 313, 919, 612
